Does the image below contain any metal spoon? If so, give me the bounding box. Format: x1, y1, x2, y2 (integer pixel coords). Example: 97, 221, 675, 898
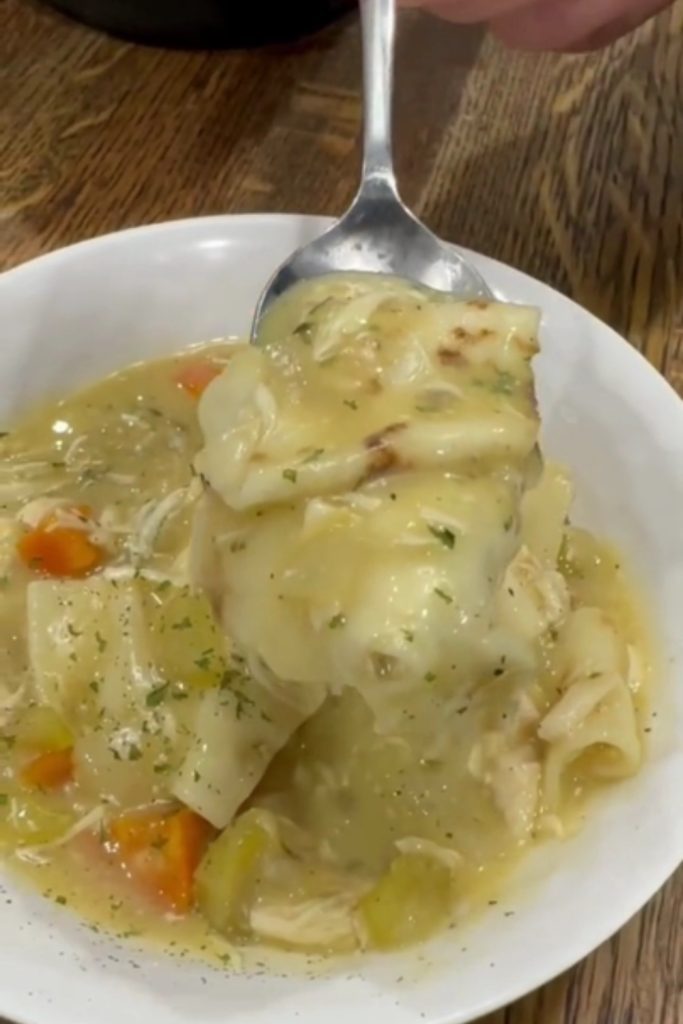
251, 0, 492, 340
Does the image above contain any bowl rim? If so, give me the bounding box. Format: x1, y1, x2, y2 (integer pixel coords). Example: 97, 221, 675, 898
0, 212, 681, 1024
3, 209, 681, 409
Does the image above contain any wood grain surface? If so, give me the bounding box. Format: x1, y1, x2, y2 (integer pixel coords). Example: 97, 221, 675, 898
1, 1, 682, 1022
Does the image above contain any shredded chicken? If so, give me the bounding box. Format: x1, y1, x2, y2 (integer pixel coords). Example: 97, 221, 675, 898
395, 836, 463, 871
15, 805, 107, 866
249, 884, 365, 952
0, 680, 26, 729
468, 732, 541, 840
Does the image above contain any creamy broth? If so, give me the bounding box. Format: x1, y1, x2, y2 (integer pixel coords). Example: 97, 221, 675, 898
0, 276, 654, 961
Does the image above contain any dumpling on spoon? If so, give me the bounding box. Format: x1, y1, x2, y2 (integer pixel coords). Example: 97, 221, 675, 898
192, 275, 542, 733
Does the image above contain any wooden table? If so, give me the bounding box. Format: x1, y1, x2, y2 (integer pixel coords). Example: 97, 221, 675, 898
1, 1, 682, 1021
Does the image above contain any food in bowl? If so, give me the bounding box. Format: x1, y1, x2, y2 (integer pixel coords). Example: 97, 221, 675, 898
0, 274, 652, 957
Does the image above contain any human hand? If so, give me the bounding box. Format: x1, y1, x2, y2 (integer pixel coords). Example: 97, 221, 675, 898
401, 0, 672, 51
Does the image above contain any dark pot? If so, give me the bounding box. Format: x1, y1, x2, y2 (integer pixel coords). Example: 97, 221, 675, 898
44, 0, 355, 49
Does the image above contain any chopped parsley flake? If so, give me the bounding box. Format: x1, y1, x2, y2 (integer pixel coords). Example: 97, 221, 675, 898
302, 448, 325, 464
434, 587, 453, 604
282, 468, 297, 484
293, 321, 313, 343
146, 683, 169, 708
95, 631, 107, 653
491, 371, 516, 395
328, 613, 347, 629
234, 689, 255, 719
343, 399, 358, 410
171, 616, 192, 631
127, 745, 142, 762
428, 524, 456, 549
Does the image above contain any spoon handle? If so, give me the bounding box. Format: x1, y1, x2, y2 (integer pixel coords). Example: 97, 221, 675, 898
359, 0, 399, 198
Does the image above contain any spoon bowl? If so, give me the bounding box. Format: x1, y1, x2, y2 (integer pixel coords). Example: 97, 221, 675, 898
251, 0, 491, 339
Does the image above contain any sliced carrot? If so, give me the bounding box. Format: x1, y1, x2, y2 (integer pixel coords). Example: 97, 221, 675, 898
18, 526, 103, 577
18, 505, 104, 578
109, 807, 215, 913
175, 361, 223, 399
21, 748, 74, 790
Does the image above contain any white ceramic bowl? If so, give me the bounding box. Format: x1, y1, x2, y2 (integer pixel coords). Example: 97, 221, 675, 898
0, 215, 681, 1024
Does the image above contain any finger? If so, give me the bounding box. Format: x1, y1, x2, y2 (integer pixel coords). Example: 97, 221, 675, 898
560, 12, 661, 51
492, 0, 671, 51
419, 0, 536, 23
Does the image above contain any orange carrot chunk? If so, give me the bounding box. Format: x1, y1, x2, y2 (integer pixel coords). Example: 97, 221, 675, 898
175, 361, 223, 399
109, 807, 215, 913
18, 506, 104, 578
21, 748, 74, 790
18, 526, 103, 577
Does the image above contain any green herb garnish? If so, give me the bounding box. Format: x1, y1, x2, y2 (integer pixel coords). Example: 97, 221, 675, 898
146, 683, 169, 708
293, 321, 313, 343
491, 371, 516, 395
428, 524, 456, 549
171, 616, 192, 631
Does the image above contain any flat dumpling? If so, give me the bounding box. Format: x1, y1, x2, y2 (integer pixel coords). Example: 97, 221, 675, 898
195, 277, 541, 511
192, 279, 543, 730
173, 670, 325, 830
26, 576, 322, 822
538, 607, 642, 807
192, 469, 524, 734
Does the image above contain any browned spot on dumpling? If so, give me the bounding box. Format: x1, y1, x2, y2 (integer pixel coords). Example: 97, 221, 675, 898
525, 382, 539, 414
515, 335, 538, 358
438, 347, 467, 367
366, 446, 399, 478
365, 422, 408, 450
466, 300, 490, 310
369, 651, 399, 680
362, 422, 408, 483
